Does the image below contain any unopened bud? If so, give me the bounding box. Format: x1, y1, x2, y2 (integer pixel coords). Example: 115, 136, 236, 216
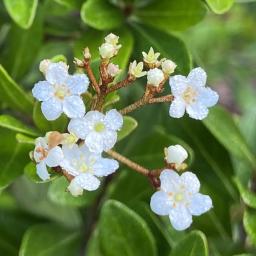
73, 57, 84, 67
105, 33, 119, 45
83, 47, 91, 59
147, 68, 164, 87
99, 43, 116, 59
39, 59, 51, 74
107, 63, 121, 77
161, 59, 177, 75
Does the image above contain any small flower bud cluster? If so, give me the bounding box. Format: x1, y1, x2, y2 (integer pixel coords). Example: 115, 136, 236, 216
99, 33, 122, 59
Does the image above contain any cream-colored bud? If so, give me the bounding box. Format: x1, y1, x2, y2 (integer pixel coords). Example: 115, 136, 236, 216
68, 179, 83, 197
147, 68, 164, 86
142, 47, 160, 65
99, 43, 116, 59
39, 59, 51, 74
128, 61, 147, 78
107, 63, 121, 77
73, 57, 84, 67
83, 47, 91, 59
105, 33, 119, 45
164, 145, 188, 166
161, 59, 177, 75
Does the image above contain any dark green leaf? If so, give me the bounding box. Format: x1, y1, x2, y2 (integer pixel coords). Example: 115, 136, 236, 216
99, 200, 157, 256
3, 0, 38, 29
86, 228, 104, 256
118, 116, 138, 141
205, 0, 234, 14
81, 0, 124, 30
133, 0, 206, 32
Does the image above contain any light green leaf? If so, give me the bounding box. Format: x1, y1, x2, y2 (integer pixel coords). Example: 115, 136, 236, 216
81, 0, 124, 30
16, 134, 35, 145
19, 224, 81, 256
50, 54, 67, 63
243, 210, 256, 245
103, 92, 120, 109
99, 200, 157, 256
54, 0, 82, 8
118, 116, 138, 141
0, 115, 39, 137
205, 0, 234, 14
132, 24, 192, 74
48, 177, 99, 207
203, 106, 256, 167
170, 231, 208, 256
3, 0, 38, 29
0, 65, 33, 115
133, 0, 206, 32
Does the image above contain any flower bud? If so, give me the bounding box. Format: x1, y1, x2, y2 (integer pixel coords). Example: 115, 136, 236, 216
73, 57, 84, 67
161, 59, 177, 75
105, 33, 119, 45
164, 145, 188, 166
107, 63, 121, 77
142, 47, 160, 65
99, 43, 116, 59
147, 68, 164, 86
83, 47, 91, 59
39, 59, 51, 74
128, 61, 147, 78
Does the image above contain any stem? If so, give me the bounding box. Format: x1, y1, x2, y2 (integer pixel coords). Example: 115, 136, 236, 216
84, 62, 100, 94
119, 97, 147, 115
106, 76, 134, 94
148, 94, 174, 104
107, 149, 150, 176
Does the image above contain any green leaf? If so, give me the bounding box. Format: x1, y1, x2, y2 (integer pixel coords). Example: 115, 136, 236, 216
235, 178, 256, 209
103, 92, 120, 109
99, 200, 157, 256
0, 65, 33, 115
3, 0, 38, 29
0, 115, 39, 137
54, 0, 82, 9
86, 228, 104, 256
243, 210, 256, 245
50, 54, 67, 63
205, 0, 234, 14
48, 177, 99, 207
16, 134, 35, 145
203, 106, 256, 167
118, 116, 138, 141
170, 231, 209, 256
133, 0, 206, 32
19, 224, 81, 256
131, 24, 192, 74
81, 0, 124, 30
33, 101, 68, 133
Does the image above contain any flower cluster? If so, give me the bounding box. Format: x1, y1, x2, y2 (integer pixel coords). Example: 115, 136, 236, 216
31, 33, 218, 231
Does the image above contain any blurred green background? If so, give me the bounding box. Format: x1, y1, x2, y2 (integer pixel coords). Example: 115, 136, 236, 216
0, 0, 256, 255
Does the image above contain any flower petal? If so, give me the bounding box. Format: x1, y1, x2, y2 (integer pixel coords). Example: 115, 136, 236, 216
85, 132, 104, 153
84, 111, 105, 127
198, 87, 219, 107
150, 191, 172, 216
160, 169, 180, 193
105, 109, 123, 131
41, 98, 62, 121
45, 146, 63, 167
94, 158, 119, 177
102, 130, 117, 151
73, 173, 100, 191
186, 102, 208, 120
169, 75, 188, 97
63, 95, 85, 118
187, 67, 207, 88
66, 74, 89, 95
68, 118, 89, 140
188, 193, 213, 216
36, 161, 50, 181
169, 98, 186, 118
45, 62, 68, 84
180, 172, 200, 194
169, 205, 192, 231
67, 179, 83, 196
32, 81, 54, 101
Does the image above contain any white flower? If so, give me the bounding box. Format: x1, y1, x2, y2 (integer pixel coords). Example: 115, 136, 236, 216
150, 170, 212, 231
161, 59, 176, 75
61, 144, 119, 195
147, 68, 164, 87
142, 47, 160, 64
33, 136, 63, 181
169, 67, 219, 120
105, 33, 119, 45
128, 61, 147, 78
32, 61, 89, 120
107, 63, 121, 77
165, 145, 188, 168
68, 109, 123, 153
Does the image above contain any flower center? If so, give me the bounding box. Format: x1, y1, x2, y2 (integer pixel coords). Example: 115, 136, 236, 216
94, 122, 105, 132
182, 86, 197, 104
54, 85, 70, 100
174, 193, 184, 202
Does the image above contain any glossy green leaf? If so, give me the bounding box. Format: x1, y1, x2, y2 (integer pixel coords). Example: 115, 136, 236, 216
118, 116, 138, 141
203, 106, 256, 167
48, 177, 99, 207
54, 0, 82, 8
103, 92, 120, 109
81, 0, 124, 30
0, 115, 39, 137
205, 0, 234, 14
0, 65, 33, 115
3, 0, 38, 29
99, 200, 157, 256
243, 210, 256, 245
133, 0, 206, 32
19, 224, 81, 256
132, 24, 191, 74
170, 231, 208, 256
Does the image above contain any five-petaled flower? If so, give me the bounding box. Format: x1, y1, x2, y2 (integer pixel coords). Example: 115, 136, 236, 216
33, 135, 63, 181
68, 109, 123, 153
32, 61, 89, 120
61, 144, 119, 196
169, 67, 219, 120
150, 169, 212, 231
